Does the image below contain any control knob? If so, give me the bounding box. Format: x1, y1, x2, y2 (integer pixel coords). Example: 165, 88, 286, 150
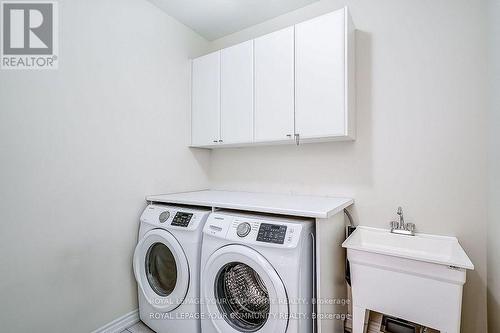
236, 222, 251, 237
159, 211, 170, 223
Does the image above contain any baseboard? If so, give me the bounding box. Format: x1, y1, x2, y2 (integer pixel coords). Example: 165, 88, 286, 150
91, 309, 139, 333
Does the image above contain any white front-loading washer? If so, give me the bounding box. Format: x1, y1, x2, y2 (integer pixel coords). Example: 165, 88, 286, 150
200, 211, 315, 333
134, 204, 211, 333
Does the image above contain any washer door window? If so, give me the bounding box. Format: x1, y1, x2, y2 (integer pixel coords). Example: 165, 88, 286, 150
203, 245, 289, 333
134, 229, 189, 312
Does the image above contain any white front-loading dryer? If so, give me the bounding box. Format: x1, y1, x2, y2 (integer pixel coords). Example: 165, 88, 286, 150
200, 211, 315, 333
134, 204, 211, 333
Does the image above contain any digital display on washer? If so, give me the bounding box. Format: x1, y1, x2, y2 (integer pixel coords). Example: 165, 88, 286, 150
171, 212, 193, 227
256, 223, 287, 244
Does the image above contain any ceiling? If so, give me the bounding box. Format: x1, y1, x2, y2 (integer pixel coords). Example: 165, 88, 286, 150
148, 0, 319, 40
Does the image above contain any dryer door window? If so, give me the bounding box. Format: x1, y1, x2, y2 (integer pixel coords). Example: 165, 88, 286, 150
146, 243, 177, 297
133, 229, 190, 312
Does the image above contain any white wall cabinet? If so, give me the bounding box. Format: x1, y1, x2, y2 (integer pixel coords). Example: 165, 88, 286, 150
191, 51, 220, 146
220, 41, 254, 144
254, 27, 295, 143
190, 7, 355, 148
295, 9, 355, 140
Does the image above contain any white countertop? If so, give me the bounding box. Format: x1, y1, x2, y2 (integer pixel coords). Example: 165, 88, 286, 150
146, 190, 354, 219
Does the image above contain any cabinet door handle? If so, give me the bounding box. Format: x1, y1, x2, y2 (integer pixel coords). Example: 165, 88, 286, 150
286, 134, 292, 138
213, 140, 218, 143
218, 140, 223, 143
294, 134, 300, 145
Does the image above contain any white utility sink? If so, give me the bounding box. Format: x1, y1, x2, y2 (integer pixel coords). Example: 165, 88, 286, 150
342, 226, 474, 333
343, 226, 473, 269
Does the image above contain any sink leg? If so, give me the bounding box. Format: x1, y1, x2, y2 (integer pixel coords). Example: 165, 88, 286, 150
352, 306, 368, 333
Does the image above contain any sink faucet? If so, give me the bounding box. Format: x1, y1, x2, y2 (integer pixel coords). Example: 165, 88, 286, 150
397, 206, 404, 225
390, 206, 415, 236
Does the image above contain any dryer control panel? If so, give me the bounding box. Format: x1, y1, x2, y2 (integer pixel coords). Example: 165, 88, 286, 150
171, 212, 193, 227
204, 212, 312, 249
140, 204, 210, 231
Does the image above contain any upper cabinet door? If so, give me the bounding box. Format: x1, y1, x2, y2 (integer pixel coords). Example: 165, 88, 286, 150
191, 51, 220, 146
220, 41, 254, 144
295, 9, 346, 138
254, 27, 295, 142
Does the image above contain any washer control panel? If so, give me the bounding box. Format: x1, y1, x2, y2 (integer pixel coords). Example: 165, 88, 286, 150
204, 212, 310, 248
256, 223, 287, 244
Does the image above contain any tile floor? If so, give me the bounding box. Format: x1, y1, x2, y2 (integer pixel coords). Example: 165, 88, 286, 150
121, 321, 155, 333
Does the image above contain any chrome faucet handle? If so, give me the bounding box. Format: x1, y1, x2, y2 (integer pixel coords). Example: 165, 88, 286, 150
390, 220, 399, 230
406, 223, 415, 233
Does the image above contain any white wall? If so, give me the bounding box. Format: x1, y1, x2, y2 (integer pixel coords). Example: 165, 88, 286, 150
488, 0, 500, 331
0, 0, 210, 332
207, 0, 488, 331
